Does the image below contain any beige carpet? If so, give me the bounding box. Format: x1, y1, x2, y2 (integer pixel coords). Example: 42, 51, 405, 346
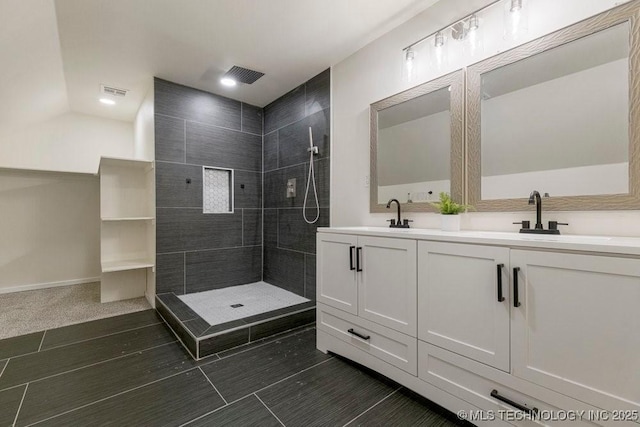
0, 282, 151, 339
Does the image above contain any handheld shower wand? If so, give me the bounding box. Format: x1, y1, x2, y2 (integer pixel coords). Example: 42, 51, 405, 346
303, 127, 320, 224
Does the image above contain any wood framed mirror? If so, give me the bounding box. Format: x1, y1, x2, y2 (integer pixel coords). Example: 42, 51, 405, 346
370, 70, 464, 213
467, 2, 640, 211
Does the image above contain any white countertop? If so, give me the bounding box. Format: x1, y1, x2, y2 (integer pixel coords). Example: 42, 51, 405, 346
318, 227, 640, 256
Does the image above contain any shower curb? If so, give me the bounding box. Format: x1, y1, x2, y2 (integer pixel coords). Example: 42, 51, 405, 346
155, 294, 316, 360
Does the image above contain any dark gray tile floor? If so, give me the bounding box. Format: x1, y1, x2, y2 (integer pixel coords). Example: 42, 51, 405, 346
0, 310, 470, 427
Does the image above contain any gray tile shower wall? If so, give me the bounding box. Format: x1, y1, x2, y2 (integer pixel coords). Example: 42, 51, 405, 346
155, 70, 329, 298
263, 69, 330, 299
155, 78, 263, 295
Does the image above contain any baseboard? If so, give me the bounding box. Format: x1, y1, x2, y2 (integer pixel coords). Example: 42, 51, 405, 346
0, 277, 101, 294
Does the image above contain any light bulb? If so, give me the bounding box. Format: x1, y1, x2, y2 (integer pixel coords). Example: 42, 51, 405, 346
469, 14, 479, 32
220, 77, 237, 87
404, 48, 415, 82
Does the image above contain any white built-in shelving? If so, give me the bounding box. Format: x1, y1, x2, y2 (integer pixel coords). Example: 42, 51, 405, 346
99, 156, 155, 305
101, 217, 154, 221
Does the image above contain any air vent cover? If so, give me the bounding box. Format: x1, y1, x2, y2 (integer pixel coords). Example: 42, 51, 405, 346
224, 66, 265, 84
100, 84, 129, 97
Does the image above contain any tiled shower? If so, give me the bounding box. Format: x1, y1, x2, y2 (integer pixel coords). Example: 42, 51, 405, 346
263, 69, 330, 299
154, 70, 330, 358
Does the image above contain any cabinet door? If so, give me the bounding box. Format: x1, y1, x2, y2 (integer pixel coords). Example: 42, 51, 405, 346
511, 250, 640, 413
357, 236, 417, 336
317, 233, 358, 314
418, 242, 511, 371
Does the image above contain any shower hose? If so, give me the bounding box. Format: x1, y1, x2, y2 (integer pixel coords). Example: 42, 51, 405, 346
303, 126, 320, 224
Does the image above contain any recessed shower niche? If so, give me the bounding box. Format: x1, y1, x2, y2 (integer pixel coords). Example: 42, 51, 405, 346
202, 166, 233, 214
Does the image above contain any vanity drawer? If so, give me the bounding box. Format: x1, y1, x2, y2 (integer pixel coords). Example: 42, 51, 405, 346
418, 342, 624, 427
317, 303, 417, 375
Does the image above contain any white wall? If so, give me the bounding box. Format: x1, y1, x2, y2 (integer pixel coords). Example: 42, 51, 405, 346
0, 169, 100, 292
0, 110, 135, 291
331, 0, 640, 237
0, 112, 133, 174
134, 89, 155, 161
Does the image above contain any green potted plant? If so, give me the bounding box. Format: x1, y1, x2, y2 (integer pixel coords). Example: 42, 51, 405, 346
430, 192, 472, 231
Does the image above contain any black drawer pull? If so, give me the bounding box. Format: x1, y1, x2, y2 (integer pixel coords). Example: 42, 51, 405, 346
491, 389, 538, 415
349, 246, 356, 271
356, 247, 363, 272
496, 264, 505, 302
513, 267, 521, 307
347, 328, 370, 341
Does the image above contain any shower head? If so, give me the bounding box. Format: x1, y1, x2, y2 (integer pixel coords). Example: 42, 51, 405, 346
307, 127, 319, 154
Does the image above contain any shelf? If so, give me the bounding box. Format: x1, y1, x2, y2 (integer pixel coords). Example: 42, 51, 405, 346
102, 217, 154, 222
0, 165, 96, 177
102, 259, 154, 273
99, 156, 153, 173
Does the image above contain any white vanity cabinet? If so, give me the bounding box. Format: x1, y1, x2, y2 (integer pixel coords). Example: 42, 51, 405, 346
317, 233, 358, 315
317, 233, 417, 335
317, 227, 640, 427
510, 250, 640, 415
316, 232, 418, 375
418, 242, 511, 372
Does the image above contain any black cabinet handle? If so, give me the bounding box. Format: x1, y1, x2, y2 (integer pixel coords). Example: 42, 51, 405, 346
348, 328, 370, 341
349, 246, 356, 271
513, 267, 521, 307
491, 390, 538, 415
356, 247, 363, 272
497, 264, 505, 302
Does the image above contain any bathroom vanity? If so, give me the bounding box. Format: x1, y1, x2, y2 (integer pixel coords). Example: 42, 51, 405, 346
316, 227, 640, 426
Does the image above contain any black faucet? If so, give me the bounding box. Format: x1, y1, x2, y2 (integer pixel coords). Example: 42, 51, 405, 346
514, 190, 568, 235
386, 199, 411, 228
528, 190, 543, 230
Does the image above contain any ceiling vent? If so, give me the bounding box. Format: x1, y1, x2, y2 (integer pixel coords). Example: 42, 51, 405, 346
100, 84, 129, 97
223, 66, 265, 84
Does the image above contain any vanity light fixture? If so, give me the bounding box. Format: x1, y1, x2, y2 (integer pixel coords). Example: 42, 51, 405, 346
400, 0, 501, 78
452, 14, 479, 41
505, 0, 528, 41
405, 48, 415, 63
433, 31, 447, 70
451, 21, 467, 40
404, 48, 416, 81
510, 0, 523, 12
469, 14, 480, 31
403, 0, 497, 52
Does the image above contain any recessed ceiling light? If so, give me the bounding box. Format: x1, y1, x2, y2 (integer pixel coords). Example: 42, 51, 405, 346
99, 98, 116, 105
220, 77, 237, 87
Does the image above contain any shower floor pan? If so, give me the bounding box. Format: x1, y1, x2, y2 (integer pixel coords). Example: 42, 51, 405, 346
156, 282, 315, 360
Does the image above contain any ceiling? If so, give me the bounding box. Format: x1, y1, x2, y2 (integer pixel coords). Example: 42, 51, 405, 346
1, 0, 443, 127
0, 0, 68, 132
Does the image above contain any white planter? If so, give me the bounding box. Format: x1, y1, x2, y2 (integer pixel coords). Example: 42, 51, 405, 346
441, 214, 461, 232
